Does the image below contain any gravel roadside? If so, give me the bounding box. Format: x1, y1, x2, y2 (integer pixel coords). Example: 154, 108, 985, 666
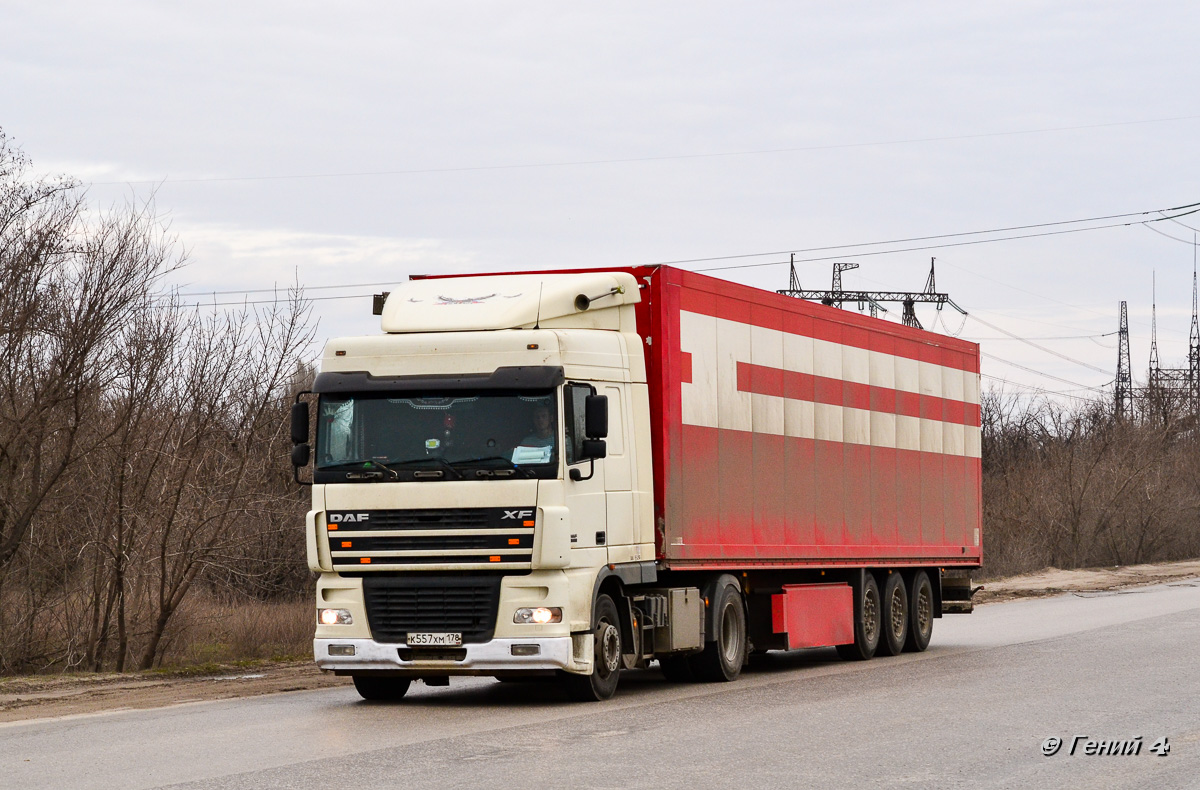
3, 558, 1198, 723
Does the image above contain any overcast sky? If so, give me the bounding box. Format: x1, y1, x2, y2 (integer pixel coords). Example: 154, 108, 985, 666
4, 1, 1198, 398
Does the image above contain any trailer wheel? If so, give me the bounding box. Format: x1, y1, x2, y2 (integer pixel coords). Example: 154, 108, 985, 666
877, 572, 908, 656
836, 573, 881, 661
352, 675, 411, 701
688, 579, 746, 682
561, 593, 622, 701
904, 571, 934, 652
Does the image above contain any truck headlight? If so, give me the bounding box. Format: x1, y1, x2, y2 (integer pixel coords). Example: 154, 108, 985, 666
319, 608, 353, 625
514, 607, 562, 624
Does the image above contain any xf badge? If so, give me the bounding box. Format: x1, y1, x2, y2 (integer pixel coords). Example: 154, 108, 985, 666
502, 510, 534, 520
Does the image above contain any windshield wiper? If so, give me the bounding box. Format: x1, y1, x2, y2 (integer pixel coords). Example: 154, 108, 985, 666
449, 455, 528, 478
319, 459, 398, 480
387, 456, 463, 479
366, 459, 400, 480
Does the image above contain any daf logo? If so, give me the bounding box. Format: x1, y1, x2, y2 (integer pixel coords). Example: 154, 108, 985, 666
502, 510, 534, 520
329, 513, 369, 523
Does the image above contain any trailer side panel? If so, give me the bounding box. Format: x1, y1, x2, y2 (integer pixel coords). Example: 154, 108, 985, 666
653, 267, 982, 569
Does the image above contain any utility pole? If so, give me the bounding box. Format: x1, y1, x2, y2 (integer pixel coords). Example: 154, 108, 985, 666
827, 263, 859, 309
1115, 300, 1132, 420
780, 257, 963, 330
1190, 242, 1199, 411
1149, 271, 1160, 390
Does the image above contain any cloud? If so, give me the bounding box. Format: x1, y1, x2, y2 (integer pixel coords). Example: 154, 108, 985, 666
163, 223, 477, 296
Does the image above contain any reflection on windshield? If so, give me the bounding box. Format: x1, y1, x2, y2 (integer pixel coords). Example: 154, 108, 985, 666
316, 391, 558, 475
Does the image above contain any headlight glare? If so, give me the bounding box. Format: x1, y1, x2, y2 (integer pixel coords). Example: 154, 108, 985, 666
319, 608, 353, 625
514, 606, 562, 624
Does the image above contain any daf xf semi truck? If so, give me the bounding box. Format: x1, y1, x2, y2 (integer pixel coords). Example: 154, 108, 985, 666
290, 265, 981, 701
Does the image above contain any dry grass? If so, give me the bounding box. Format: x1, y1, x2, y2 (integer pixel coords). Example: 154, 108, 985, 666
159, 595, 314, 668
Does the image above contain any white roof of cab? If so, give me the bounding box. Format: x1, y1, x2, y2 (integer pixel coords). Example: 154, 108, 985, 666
380, 271, 640, 333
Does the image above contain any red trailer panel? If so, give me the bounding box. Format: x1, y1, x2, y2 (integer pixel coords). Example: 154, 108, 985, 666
641, 266, 982, 570
771, 584, 855, 649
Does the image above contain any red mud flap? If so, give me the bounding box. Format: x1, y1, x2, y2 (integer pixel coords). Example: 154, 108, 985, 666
771, 583, 855, 649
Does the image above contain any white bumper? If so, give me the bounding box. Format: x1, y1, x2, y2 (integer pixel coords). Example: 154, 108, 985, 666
314, 636, 576, 673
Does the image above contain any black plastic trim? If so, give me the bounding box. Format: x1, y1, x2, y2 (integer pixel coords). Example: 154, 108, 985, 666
313, 366, 565, 394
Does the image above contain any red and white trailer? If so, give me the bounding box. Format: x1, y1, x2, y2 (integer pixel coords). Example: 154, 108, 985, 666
297, 264, 981, 701
636, 265, 981, 662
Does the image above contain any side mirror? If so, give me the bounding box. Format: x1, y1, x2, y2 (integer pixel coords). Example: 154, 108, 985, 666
581, 439, 606, 459
291, 443, 310, 467
290, 402, 310, 444
569, 439, 607, 481
584, 394, 608, 438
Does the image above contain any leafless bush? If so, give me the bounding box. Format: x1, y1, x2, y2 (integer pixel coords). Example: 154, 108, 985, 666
981, 388, 1200, 579
0, 131, 317, 674
158, 594, 314, 667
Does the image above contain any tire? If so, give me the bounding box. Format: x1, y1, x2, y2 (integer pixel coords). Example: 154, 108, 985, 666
904, 571, 934, 652
561, 593, 622, 701
877, 571, 908, 657
352, 675, 411, 701
835, 572, 881, 661
658, 655, 696, 682
688, 578, 746, 682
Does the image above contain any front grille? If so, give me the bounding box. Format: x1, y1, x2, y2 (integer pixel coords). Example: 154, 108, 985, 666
362, 574, 503, 644
338, 509, 493, 531
336, 534, 532, 552
327, 507, 535, 568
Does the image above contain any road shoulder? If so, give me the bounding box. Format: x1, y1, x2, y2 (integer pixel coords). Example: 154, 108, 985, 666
4, 558, 1199, 724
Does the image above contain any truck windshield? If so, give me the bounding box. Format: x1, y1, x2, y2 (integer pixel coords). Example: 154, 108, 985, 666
315, 391, 558, 481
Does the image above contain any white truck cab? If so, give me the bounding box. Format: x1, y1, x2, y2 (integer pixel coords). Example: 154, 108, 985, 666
297, 271, 656, 700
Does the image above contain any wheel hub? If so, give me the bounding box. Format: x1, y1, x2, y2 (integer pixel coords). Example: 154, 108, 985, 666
917, 588, 932, 633
890, 588, 906, 638
863, 589, 879, 643
597, 622, 621, 674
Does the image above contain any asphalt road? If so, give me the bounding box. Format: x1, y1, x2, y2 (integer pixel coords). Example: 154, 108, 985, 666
3, 581, 1198, 790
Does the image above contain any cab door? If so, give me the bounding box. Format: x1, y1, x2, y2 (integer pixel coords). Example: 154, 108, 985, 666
601, 385, 636, 562
563, 382, 607, 552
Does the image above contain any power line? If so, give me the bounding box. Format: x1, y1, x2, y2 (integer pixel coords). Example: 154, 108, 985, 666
660, 201, 1199, 267
980, 373, 1102, 403
1143, 222, 1200, 246
968, 315, 1111, 375
179, 293, 366, 307
965, 332, 1116, 341
692, 205, 1200, 272
980, 351, 1108, 389
176, 280, 396, 297
160, 200, 1199, 301
1162, 213, 1200, 233
88, 115, 1200, 187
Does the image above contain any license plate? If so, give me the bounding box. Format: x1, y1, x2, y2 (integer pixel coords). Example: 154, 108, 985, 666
407, 632, 462, 646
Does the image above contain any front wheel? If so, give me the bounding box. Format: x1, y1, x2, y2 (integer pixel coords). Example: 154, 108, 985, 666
561, 593, 622, 701
352, 675, 411, 701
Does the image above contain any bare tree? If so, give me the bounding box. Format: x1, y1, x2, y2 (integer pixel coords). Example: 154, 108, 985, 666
0, 132, 316, 674
0, 132, 183, 578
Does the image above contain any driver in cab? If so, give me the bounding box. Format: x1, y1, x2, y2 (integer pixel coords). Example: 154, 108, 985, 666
512, 405, 555, 464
